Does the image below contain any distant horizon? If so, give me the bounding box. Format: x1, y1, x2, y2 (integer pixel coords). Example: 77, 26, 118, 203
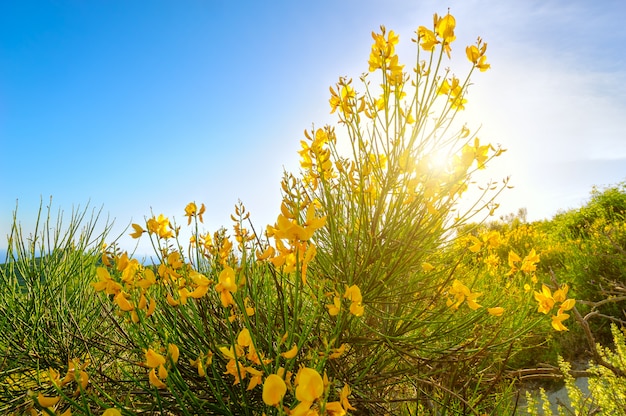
1, 178, 620, 261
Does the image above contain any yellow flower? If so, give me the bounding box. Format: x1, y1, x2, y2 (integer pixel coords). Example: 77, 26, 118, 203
467, 236, 482, 253
189, 351, 212, 377
148, 367, 167, 389
521, 249, 540, 273
329, 84, 356, 115
340, 383, 357, 411
263, 374, 287, 407
184, 202, 197, 225
147, 214, 174, 239
329, 343, 347, 359
343, 285, 362, 303
325, 402, 346, 416
237, 328, 252, 348
114, 291, 134, 312
295, 367, 324, 403
435, 13, 456, 44
166, 292, 180, 307
488, 307, 504, 317
246, 366, 263, 391
552, 284, 569, 303
92, 267, 122, 295
417, 26, 439, 51
326, 296, 341, 316
130, 223, 145, 239
215, 266, 238, 308
482, 231, 501, 249
145, 348, 166, 368
534, 284, 555, 314
244, 297, 255, 316
102, 409, 122, 416
551, 312, 570, 331
168, 344, 180, 364
37, 392, 60, 407
349, 302, 365, 317
559, 298, 576, 314
447, 280, 482, 310
281, 344, 298, 359
422, 262, 435, 272
466, 39, 490, 71
344, 285, 365, 316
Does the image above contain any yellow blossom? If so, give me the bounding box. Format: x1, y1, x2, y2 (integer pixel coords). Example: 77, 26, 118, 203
282, 344, 298, 359
92, 267, 122, 295
417, 26, 438, 51
215, 266, 238, 308
246, 366, 263, 391
553, 284, 569, 303
551, 312, 570, 332
447, 280, 482, 310
295, 367, 324, 403
488, 307, 504, 317
340, 384, 357, 411
237, 328, 252, 348
436, 13, 456, 44
325, 402, 346, 416
148, 367, 167, 389
37, 392, 60, 407
534, 284, 555, 314
145, 348, 166, 368
559, 298, 576, 314
114, 291, 134, 312
326, 296, 341, 316
263, 374, 287, 407
130, 223, 145, 239
344, 285, 364, 316
329, 343, 347, 359
168, 344, 180, 364
521, 249, 540, 273
184, 202, 197, 225
467, 236, 482, 253
147, 214, 174, 239
422, 262, 435, 272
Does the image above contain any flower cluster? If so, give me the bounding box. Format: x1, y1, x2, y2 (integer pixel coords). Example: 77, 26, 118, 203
262, 366, 356, 415
534, 284, 576, 331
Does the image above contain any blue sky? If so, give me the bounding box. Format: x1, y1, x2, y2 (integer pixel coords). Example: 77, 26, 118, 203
1, 0, 625, 257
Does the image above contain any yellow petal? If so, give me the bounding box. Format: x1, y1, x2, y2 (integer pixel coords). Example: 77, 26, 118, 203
146, 298, 156, 317
148, 367, 167, 389
145, 348, 166, 368
559, 298, 576, 312
102, 409, 122, 416
168, 344, 180, 364
37, 392, 60, 407
487, 307, 504, 317
281, 344, 298, 359
262, 374, 287, 407
114, 292, 134, 312
295, 367, 324, 402
166, 292, 180, 307
237, 328, 252, 348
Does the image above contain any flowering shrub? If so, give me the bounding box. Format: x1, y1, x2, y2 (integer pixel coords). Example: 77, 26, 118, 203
7, 11, 620, 416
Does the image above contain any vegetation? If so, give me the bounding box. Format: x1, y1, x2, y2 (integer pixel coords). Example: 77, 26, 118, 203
1, 10, 625, 415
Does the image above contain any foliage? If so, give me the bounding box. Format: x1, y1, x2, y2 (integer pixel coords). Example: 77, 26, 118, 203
0, 200, 111, 414
523, 324, 626, 415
